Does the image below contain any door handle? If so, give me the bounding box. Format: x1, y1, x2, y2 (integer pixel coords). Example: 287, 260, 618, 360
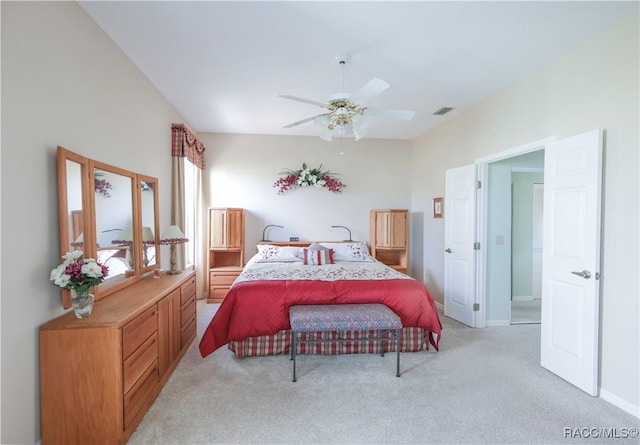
571, 270, 591, 279
445, 248, 452, 253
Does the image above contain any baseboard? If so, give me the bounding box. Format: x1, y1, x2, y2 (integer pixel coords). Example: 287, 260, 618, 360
512, 295, 536, 301
486, 320, 510, 327
600, 389, 640, 419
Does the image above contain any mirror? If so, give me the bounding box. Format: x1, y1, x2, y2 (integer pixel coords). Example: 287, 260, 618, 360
57, 148, 92, 308
56, 146, 160, 306
66, 161, 84, 251
139, 175, 160, 273
92, 164, 136, 291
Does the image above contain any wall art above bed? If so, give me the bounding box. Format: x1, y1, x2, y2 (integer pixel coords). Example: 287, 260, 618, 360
273, 162, 346, 194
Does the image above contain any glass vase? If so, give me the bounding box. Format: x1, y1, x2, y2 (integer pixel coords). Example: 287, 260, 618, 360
71, 291, 95, 319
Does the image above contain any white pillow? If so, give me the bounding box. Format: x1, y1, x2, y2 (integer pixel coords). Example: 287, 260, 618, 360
255, 245, 303, 262
319, 242, 374, 262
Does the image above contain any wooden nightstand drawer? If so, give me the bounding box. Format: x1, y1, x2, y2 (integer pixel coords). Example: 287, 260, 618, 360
123, 306, 158, 359
209, 286, 231, 297
210, 271, 240, 286
123, 332, 158, 394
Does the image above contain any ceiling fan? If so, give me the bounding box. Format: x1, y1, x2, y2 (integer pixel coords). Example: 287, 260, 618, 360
280, 54, 415, 141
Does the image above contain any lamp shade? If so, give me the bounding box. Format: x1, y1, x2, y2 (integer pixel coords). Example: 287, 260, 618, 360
160, 225, 188, 245
112, 225, 134, 245
71, 233, 84, 247
142, 226, 155, 243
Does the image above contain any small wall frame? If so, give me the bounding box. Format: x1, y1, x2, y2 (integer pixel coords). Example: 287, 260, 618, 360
433, 197, 443, 218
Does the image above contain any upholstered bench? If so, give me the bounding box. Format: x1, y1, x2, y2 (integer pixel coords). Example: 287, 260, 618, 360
289, 304, 402, 382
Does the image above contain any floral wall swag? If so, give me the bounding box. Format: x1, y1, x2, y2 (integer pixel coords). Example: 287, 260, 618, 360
273, 163, 346, 194
94, 172, 113, 198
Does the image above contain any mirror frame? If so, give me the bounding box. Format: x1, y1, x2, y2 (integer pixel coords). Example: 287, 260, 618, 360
56, 146, 160, 307
57, 147, 92, 308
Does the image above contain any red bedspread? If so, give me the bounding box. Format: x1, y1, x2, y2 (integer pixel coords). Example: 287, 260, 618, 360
199, 278, 442, 357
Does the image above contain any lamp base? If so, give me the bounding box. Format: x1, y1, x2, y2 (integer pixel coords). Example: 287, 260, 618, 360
167, 269, 182, 275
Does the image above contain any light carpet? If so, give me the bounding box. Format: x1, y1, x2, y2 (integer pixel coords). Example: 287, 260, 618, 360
127, 300, 639, 445
511, 300, 541, 324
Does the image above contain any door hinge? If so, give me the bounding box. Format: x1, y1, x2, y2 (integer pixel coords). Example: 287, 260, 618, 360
473, 242, 480, 250
475, 180, 482, 189
595, 272, 600, 280
473, 303, 480, 312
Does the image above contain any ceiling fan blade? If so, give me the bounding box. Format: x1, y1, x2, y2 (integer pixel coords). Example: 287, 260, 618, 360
349, 78, 389, 105
283, 115, 321, 128
364, 108, 416, 120
279, 95, 327, 108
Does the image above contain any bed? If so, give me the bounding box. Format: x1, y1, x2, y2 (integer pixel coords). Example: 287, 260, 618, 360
199, 242, 442, 358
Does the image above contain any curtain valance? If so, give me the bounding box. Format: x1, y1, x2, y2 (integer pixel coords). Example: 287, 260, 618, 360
171, 123, 206, 169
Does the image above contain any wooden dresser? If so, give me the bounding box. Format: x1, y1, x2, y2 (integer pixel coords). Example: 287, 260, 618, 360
39, 272, 196, 445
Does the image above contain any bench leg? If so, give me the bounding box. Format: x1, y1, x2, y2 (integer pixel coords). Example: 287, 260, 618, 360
395, 329, 401, 377
291, 331, 297, 382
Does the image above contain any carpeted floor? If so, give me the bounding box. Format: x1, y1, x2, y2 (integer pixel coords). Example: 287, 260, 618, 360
511, 299, 541, 324
127, 300, 638, 445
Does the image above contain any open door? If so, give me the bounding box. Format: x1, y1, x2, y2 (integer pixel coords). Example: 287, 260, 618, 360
444, 164, 477, 327
540, 129, 603, 396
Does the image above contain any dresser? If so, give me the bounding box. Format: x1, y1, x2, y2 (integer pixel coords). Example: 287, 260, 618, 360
39, 272, 196, 445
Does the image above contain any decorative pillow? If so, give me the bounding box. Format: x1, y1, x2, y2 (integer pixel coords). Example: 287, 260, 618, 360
302, 247, 335, 265
256, 245, 302, 262
319, 242, 374, 262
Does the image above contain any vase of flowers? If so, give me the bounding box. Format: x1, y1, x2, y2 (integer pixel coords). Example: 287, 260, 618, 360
50, 251, 109, 318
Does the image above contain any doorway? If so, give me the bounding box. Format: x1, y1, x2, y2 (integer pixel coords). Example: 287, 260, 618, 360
484, 152, 545, 326
446, 130, 604, 396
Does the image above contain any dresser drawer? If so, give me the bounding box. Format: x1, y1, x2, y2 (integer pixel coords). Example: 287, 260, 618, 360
181, 315, 196, 348
123, 306, 158, 359
123, 333, 158, 394
181, 295, 195, 324
124, 360, 158, 429
180, 276, 196, 305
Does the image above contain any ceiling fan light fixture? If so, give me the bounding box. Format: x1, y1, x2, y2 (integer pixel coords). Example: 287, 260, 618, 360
314, 115, 333, 141
352, 114, 370, 141
280, 53, 414, 141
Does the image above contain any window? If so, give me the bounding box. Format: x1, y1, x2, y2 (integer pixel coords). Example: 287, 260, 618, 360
183, 157, 197, 267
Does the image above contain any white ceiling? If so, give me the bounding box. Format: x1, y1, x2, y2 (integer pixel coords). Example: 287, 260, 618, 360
79, 1, 636, 141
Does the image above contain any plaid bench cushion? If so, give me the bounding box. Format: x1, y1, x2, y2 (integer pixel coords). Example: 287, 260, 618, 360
289, 304, 402, 332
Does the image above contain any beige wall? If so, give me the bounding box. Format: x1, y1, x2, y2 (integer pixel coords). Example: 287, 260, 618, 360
200, 133, 412, 259
1, 3, 187, 443
411, 14, 639, 414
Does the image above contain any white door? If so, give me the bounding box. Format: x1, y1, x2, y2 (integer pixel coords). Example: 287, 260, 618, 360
540, 129, 603, 396
532, 183, 544, 300
444, 164, 477, 327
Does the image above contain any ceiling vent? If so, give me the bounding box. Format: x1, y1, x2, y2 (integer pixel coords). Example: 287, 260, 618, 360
433, 107, 454, 116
